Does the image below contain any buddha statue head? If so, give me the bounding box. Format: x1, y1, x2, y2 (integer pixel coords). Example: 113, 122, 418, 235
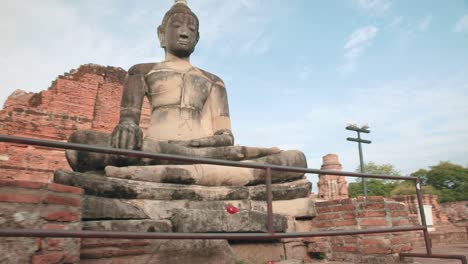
158, 0, 200, 58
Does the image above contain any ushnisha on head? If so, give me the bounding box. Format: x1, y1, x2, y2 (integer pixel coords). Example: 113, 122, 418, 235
158, 0, 200, 58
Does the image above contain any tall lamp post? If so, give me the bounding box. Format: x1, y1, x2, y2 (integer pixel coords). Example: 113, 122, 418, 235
346, 124, 371, 197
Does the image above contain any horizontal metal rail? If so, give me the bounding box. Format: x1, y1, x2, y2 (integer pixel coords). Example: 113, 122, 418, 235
0, 135, 416, 180
0, 134, 465, 263
400, 253, 467, 264
0, 227, 425, 240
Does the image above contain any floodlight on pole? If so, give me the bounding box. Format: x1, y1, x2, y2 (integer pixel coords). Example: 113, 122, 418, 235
346, 123, 372, 197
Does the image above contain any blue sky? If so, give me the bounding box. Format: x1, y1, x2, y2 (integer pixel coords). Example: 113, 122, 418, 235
1, 0, 467, 191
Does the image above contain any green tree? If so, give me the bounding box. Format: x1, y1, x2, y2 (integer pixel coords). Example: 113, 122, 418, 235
410, 169, 429, 185
348, 161, 400, 197
349, 179, 397, 197
357, 161, 401, 176
423, 162, 468, 202
390, 181, 440, 196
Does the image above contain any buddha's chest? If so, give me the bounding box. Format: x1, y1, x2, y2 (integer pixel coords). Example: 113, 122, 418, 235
145, 71, 212, 110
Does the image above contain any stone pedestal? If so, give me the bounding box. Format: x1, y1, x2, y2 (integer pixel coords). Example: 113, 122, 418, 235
52, 168, 316, 263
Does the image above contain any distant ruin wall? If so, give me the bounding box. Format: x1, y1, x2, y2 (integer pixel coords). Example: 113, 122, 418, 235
392, 195, 450, 226
440, 200, 468, 226
0, 64, 151, 183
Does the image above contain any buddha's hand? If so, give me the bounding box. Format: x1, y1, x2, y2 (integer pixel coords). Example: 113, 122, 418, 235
110, 121, 143, 150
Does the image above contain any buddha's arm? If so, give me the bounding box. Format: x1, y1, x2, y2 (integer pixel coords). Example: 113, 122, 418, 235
170, 129, 233, 147
199, 81, 234, 146
110, 64, 151, 150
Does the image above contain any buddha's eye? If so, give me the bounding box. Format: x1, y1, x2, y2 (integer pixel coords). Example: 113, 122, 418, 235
189, 26, 196, 32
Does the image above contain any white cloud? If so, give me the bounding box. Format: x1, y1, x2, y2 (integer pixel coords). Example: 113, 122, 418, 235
293, 56, 314, 81
0, 1, 279, 107
353, 0, 391, 15
338, 26, 379, 75
297, 65, 314, 81
453, 14, 468, 33
417, 15, 432, 32
345, 26, 379, 50
339, 79, 468, 174
388, 16, 404, 29
0, 1, 168, 107
190, 0, 276, 57
234, 77, 468, 176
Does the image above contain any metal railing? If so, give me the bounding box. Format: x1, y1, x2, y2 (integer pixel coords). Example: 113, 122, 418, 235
0, 134, 466, 264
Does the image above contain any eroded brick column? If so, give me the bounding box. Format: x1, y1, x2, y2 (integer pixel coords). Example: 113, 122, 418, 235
318, 154, 348, 200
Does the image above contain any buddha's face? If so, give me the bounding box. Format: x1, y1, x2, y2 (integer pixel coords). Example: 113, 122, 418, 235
160, 13, 199, 58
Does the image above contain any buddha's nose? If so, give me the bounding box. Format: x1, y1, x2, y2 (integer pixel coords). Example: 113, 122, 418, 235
179, 32, 189, 40
179, 27, 189, 39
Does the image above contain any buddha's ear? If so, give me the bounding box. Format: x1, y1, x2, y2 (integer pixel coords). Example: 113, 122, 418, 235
157, 25, 166, 48
195, 31, 200, 45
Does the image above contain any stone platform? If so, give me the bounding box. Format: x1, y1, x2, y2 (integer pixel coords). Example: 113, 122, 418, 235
51, 169, 316, 263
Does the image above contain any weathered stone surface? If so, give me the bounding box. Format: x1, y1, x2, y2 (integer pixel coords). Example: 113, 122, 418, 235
249, 179, 312, 201
81, 220, 239, 264
128, 200, 188, 220
55, 170, 312, 201
231, 243, 286, 263
104, 150, 305, 186
83, 195, 149, 220
83, 219, 171, 233
128, 199, 252, 220
80, 239, 236, 264
0, 237, 39, 264
284, 241, 310, 262
251, 198, 316, 218
294, 219, 313, 232
0, 64, 151, 183
186, 200, 251, 211
171, 209, 288, 233
54, 170, 248, 200
145, 239, 236, 264
276, 260, 304, 264
0, 180, 82, 263
105, 164, 255, 186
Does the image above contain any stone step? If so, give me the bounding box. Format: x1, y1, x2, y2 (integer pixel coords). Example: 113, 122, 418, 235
80, 239, 236, 263
54, 170, 312, 201
80, 219, 237, 263
171, 209, 288, 233
87, 198, 316, 221
82, 219, 172, 232
82, 195, 149, 220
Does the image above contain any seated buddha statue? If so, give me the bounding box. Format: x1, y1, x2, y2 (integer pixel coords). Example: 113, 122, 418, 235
66, 0, 307, 186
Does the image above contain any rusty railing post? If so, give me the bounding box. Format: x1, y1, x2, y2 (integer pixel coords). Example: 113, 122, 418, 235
265, 167, 274, 234
415, 178, 432, 255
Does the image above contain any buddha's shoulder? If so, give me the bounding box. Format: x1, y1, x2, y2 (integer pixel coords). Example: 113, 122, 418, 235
194, 67, 225, 87
128, 63, 158, 75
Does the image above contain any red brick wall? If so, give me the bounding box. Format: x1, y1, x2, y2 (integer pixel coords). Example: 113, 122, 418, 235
0, 64, 151, 183
440, 201, 468, 226
306, 196, 413, 263
0, 179, 83, 263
